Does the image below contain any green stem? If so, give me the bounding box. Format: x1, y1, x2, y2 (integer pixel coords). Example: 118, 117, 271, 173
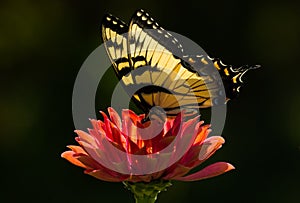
123, 180, 172, 203
134, 194, 157, 203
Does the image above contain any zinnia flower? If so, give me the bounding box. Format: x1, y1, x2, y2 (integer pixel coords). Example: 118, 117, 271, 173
61, 107, 234, 202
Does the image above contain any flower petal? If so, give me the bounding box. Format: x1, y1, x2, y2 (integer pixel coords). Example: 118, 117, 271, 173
173, 162, 235, 181
66, 145, 88, 155
75, 130, 98, 147
193, 124, 211, 145
61, 145, 102, 170
108, 107, 122, 129
61, 150, 88, 169
162, 164, 191, 180
198, 136, 225, 161
85, 169, 129, 182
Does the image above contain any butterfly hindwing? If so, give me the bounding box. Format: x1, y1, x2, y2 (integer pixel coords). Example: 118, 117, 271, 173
210, 57, 260, 99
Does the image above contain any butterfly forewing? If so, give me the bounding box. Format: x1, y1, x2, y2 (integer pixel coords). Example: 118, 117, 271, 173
101, 14, 132, 79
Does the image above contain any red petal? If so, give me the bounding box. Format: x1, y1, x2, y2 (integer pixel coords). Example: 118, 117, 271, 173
61, 151, 89, 169
179, 145, 202, 166
75, 130, 97, 147
162, 164, 191, 179
108, 107, 122, 129
66, 145, 87, 155
197, 136, 224, 161
85, 169, 129, 182
99, 111, 125, 147
184, 136, 225, 168
193, 124, 211, 145
100, 111, 113, 138
173, 162, 235, 181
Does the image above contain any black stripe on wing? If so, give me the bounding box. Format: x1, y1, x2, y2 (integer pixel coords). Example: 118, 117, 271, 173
101, 13, 132, 79
129, 9, 184, 57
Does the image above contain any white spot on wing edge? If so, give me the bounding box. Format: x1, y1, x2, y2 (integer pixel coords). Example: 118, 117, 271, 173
207, 55, 213, 60
137, 11, 143, 16
220, 60, 226, 66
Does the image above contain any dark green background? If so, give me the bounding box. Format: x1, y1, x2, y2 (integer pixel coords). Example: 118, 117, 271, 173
1, 0, 299, 202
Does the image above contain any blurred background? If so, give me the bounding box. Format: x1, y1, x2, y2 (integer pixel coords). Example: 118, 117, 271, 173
1, 0, 299, 202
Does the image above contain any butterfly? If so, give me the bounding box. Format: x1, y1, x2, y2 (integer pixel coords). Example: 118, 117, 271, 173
101, 9, 259, 120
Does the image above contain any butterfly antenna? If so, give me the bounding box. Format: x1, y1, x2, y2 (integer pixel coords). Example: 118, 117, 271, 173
237, 64, 261, 72
251, 64, 261, 69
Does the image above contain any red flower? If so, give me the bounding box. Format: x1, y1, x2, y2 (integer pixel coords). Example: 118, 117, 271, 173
61, 108, 234, 182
